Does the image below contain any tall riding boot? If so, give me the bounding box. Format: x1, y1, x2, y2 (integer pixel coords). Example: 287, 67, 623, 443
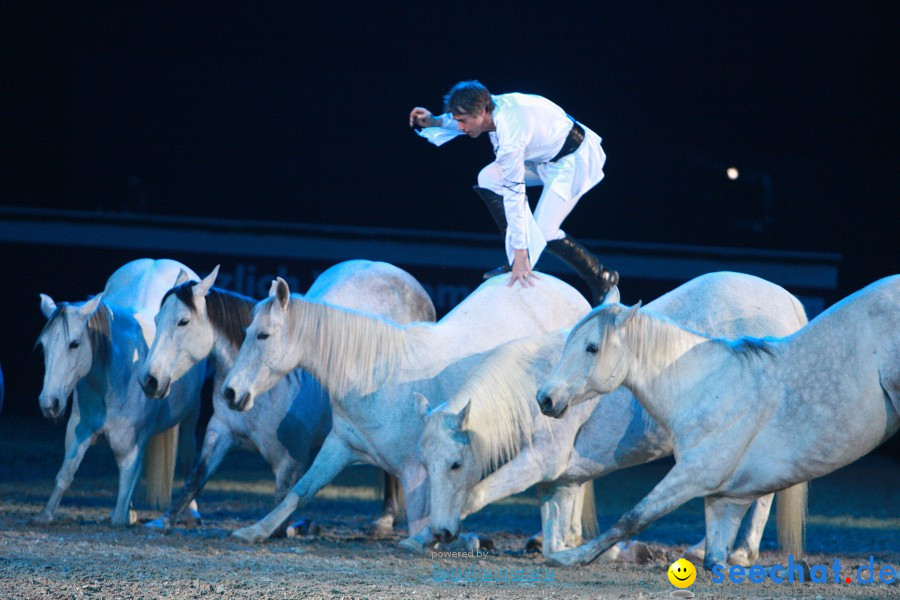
473, 186, 512, 279
545, 236, 620, 305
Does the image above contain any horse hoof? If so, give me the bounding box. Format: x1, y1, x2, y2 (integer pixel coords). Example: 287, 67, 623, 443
546, 549, 582, 568
478, 535, 494, 552
232, 526, 265, 543
398, 536, 425, 554
728, 548, 756, 567
30, 513, 54, 525
181, 508, 202, 528
367, 514, 395, 539
286, 519, 321, 538
524, 533, 542, 553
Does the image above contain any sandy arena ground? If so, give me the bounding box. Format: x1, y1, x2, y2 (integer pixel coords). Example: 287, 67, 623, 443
0, 414, 897, 600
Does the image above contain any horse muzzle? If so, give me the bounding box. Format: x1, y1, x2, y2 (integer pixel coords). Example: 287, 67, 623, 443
141, 373, 171, 399
223, 386, 254, 412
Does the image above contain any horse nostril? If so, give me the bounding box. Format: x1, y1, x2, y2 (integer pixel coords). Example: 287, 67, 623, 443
539, 396, 554, 415
223, 387, 236, 405
144, 375, 158, 394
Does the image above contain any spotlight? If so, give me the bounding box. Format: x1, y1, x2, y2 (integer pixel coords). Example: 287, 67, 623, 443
727, 167, 739, 180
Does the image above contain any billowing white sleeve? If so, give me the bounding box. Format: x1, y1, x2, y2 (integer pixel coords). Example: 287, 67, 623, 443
415, 113, 464, 146
494, 127, 530, 251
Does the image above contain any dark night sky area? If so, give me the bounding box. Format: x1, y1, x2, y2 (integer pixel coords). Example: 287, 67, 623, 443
2, 2, 898, 297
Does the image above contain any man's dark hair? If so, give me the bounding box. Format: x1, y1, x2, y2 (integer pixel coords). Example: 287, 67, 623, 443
443, 80, 494, 115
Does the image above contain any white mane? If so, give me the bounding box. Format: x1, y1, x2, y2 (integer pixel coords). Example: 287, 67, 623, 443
454, 336, 550, 476
285, 296, 421, 400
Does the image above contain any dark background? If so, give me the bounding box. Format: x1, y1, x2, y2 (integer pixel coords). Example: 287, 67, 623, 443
3, 2, 897, 292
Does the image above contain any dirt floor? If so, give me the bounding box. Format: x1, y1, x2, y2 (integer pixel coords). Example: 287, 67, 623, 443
0, 414, 897, 600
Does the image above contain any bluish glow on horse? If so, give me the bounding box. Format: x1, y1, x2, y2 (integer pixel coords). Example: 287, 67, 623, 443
139, 260, 435, 535
34, 259, 205, 526
538, 275, 900, 568
418, 272, 809, 561
221, 273, 590, 547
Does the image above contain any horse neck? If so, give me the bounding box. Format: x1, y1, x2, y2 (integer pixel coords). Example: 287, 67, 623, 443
206, 288, 254, 372
455, 334, 556, 476
287, 297, 415, 401
622, 311, 710, 423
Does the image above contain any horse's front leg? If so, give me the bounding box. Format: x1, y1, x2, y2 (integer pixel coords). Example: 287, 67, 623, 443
547, 462, 707, 567
33, 420, 96, 524
231, 432, 355, 543
462, 450, 544, 518
109, 434, 148, 527
146, 420, 235, 531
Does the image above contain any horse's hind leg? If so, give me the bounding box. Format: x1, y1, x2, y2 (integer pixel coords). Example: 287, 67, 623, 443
369, 471, 402, 539
703, 495, 754, 570
730, 493, 773, 565
33, 420, 95, 524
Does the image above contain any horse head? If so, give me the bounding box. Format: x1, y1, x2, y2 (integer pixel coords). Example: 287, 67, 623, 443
35, 293, 104, 421
223, 277, 294, 412
538, 287, 639, 417
140, 266, 218, 398
416, 393, 477, 544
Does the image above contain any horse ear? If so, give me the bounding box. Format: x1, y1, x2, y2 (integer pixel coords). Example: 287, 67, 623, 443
273, 277, 290, 309
457, 399, 472, 429
616, 300, 642, 327
601, 286, 620, 305
194, 265, 219, 298
78, 293, 104, 319
415, 392, 430, 420
174, 269, 192, 286
39, 293, 57, 319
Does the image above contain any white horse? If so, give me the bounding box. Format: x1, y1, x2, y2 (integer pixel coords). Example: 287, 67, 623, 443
221, 273, 590, 546
418, 272, 809, 561
139, 260, 436, 535
538, 275, 900, 568
34, 259, 204, 526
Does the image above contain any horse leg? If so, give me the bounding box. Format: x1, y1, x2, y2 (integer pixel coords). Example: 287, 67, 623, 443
729, 493, 773, 566
176, 392, 200, 525
703, 495, 754, 570
146, 420, 234, 531
231, 433, 355, 543
369, 471, 402, 539
462, 450, 543, 517
33, 421, 96, 524
547, 463, 706, 567
110, 436, 147, 526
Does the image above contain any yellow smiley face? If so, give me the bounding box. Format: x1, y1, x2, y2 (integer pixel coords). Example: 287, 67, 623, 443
667, 558, 697, 588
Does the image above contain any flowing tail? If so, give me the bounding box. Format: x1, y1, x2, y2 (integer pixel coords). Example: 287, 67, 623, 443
776, 482, 807, 558
143, 425, 178, 509
580, 481, 599, 540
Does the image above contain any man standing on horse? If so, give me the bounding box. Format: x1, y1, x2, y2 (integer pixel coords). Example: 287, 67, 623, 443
409, 80, 619, 304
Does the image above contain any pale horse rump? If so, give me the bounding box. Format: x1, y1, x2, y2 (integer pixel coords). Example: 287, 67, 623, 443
538, 275, 900, 568
419, 271, 809, 562
34, 259, 204, 526
220, 272, 590, 547
139, 260, 435, 536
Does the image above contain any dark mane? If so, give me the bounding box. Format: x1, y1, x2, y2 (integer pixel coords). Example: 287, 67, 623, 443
38, 300, 111, 364
163, 282, 255, 350
205, 288, 255, 350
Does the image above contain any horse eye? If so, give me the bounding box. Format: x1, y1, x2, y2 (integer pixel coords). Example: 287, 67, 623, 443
586, 343, 598, 354
257, 332, 270, 340
450, 461, 461, 471
68, 340, 80, 350
177, 318, 190, 327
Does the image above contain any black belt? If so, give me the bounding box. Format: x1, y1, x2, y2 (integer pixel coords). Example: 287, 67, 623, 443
550, 117, 585, 163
